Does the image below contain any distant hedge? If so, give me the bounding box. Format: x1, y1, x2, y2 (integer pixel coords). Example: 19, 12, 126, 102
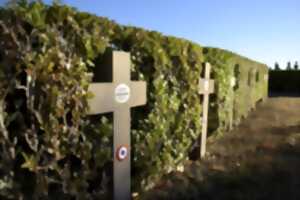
203, 48, 268, 132
269, 71, 300, 95
0, 1, 268, 199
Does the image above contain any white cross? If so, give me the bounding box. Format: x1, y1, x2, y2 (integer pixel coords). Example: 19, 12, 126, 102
87, 51, 147, 200
198, 63, 215, 158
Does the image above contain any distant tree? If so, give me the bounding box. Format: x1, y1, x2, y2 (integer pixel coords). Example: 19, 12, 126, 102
274, 62, 280, 70
294, 61, 299, 70
286, 61, 292, 70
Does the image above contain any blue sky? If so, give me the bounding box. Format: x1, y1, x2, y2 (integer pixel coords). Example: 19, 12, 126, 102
1, 0, 299, 68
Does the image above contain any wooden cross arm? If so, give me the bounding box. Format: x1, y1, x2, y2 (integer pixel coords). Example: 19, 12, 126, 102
87, 81, 147, 115
198, 78, 215, 94
88, 83, 115, 115
128, 81, 147, 108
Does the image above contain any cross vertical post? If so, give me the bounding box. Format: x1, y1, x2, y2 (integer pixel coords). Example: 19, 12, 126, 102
198, 63, 214, 159
87, 51, 147, 200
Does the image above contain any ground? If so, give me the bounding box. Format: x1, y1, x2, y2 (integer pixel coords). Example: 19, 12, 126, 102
142, 97, 300, 200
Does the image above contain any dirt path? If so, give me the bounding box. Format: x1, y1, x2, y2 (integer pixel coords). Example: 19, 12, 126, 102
143, 97, 300, 200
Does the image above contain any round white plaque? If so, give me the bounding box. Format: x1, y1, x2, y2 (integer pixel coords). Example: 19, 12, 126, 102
115, 84, 130, 103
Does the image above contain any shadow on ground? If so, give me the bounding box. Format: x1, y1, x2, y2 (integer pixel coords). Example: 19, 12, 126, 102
141, 98, 300, 200
142, 137, 300, 200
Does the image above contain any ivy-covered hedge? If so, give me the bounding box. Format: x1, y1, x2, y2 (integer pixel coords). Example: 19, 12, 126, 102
0, 1, 268, 199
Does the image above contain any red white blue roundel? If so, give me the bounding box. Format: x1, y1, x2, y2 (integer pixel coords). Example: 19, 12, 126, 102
117, 146, 128, 161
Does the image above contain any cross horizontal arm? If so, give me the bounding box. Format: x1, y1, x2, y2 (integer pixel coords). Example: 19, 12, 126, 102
128, 81, 147, 107
87, 83, 115, 115
198, 79, 214, 94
